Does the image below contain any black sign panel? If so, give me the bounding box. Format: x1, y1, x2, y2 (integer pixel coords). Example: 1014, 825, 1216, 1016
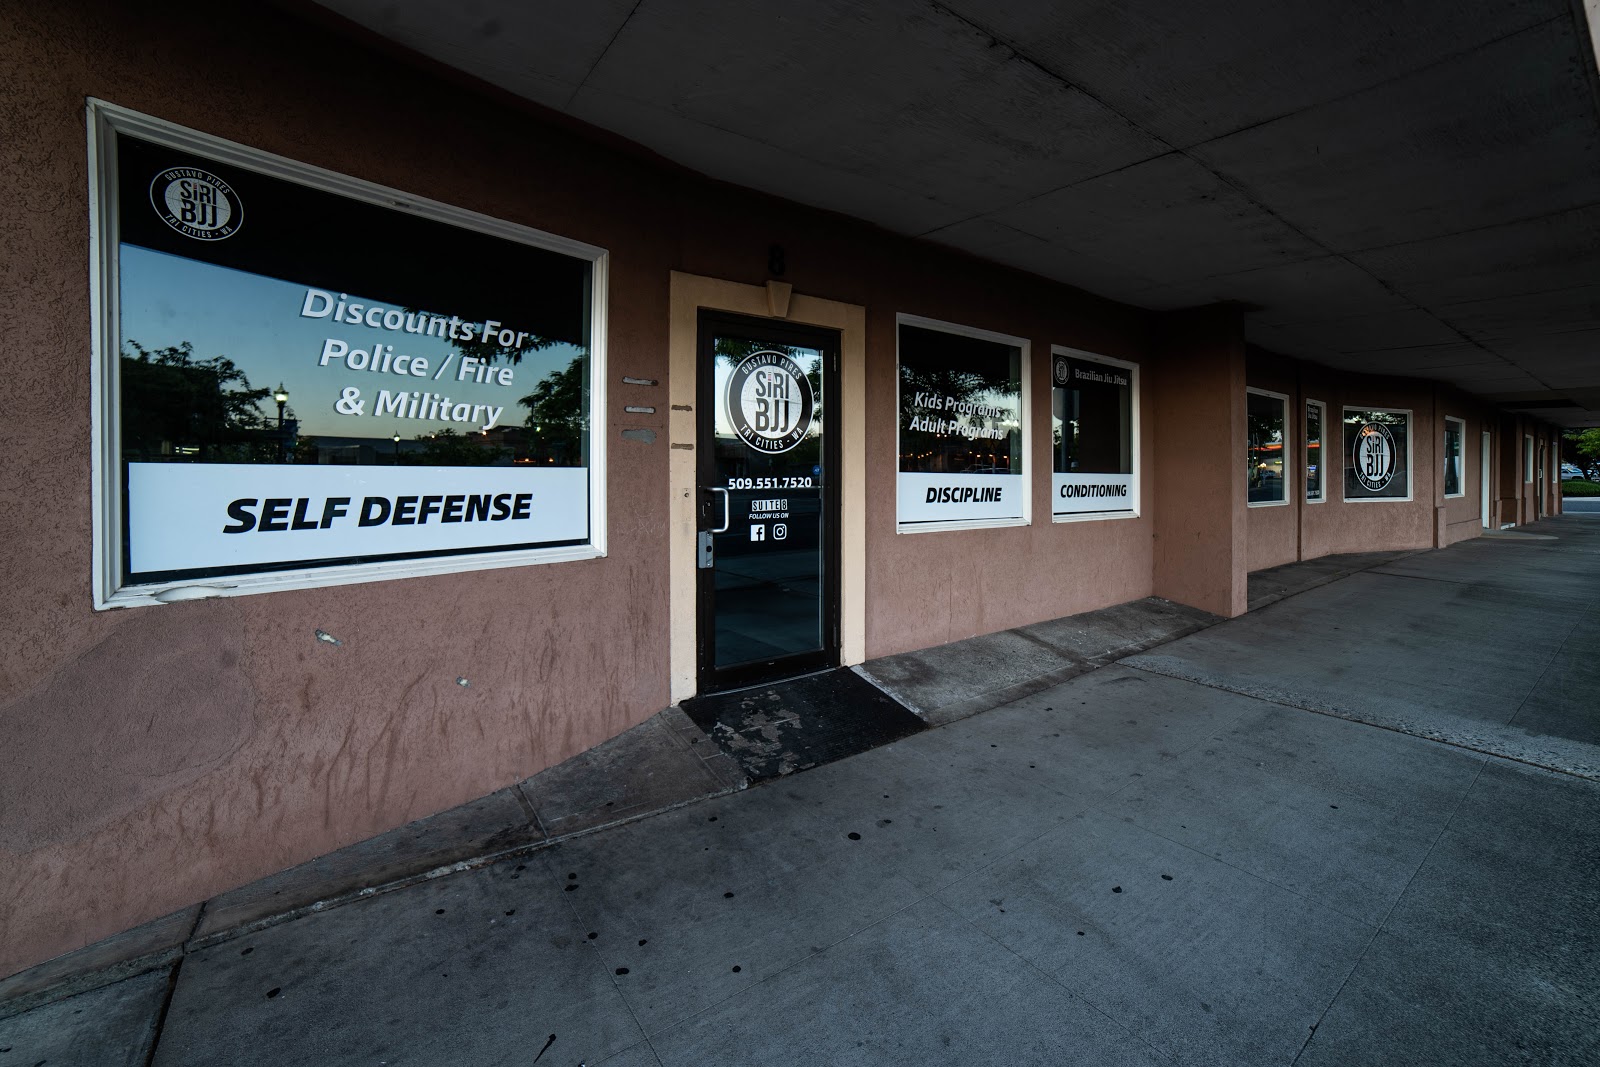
1343, 409, 1410, 500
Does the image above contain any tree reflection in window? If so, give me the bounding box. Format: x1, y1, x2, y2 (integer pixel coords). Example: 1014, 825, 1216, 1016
898, 326, 1022, 475
1247, 392, 1287, 504
121, 340, 277, 462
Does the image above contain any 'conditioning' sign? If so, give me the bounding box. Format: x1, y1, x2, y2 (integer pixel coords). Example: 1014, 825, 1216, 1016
1051, 352, 1135, 518
128, 465, 587, 573
1053, 473, 1134, 515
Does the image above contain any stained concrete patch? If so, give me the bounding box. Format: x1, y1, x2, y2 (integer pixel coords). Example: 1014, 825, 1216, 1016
763, 732, 1085, 896
195, 786, 540, 943
1109, 744, 1450, 924
860, 596, 1219, 726
521, 708, 744, 838
1296, 927, 1599, 1067
1126, 528, 1600, 780
1479, 528, 1558, 540
153, 854, 645, 1067
655, 705, 748, 790
1380, 760, 1600, 973
861, 629, 1077, 719
1506, 614, 1600, 747
1195, 702, 1486, 820
541, 783, 927, 1035
904, 664, 1257, 802
7, 709, 738, 1008
1246, 550, 1415, 610
0, 968, 169, 1067
0, 906, 197, 1019
938, 808, 1373, 1067
647, 896, 1169, 1067
1017, 596, 1218, 661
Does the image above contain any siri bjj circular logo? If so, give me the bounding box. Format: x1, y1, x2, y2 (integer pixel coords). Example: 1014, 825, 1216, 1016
726, 350, 815, 454
150, 167, 242, 241
1352, 421, 1397, 491
1052, 354, 1072, 387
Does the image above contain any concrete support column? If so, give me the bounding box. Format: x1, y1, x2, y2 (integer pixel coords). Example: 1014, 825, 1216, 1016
1151, 305, 1248, 618
1497, 415, 1520, 528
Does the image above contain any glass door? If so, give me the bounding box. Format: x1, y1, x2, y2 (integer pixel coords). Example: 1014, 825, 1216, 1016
696, 311, 840, 693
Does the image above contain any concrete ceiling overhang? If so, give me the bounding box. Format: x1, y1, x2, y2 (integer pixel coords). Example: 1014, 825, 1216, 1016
310, 0, 1600, 426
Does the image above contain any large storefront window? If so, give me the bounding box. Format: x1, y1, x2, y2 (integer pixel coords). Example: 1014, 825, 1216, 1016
1051, 349, 1136, 519
1344, 408, 1412, 501
1444, 417, 1465, 498
896, 316, 1027, 531
90, 102, 607, 607
1247, 389, 1289, 506
1306, 400, 1326, 502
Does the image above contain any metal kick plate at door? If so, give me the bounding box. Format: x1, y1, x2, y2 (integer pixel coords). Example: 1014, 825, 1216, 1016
697, 529, 714, 569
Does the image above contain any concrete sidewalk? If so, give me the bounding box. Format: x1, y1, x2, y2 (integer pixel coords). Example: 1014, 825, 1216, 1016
3, 517, 1597, 1066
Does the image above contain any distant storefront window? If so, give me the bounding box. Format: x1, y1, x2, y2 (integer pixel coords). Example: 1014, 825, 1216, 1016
1247, 389, 1289, 506
1444, 417, 1465, 498
896, 316, 1027, 530
1344, 408, 1411, 501
1052, 349, 1136, 519
1306, 400, 1326, 502
90, 102, 607, 607
1524, 435, 1535, 482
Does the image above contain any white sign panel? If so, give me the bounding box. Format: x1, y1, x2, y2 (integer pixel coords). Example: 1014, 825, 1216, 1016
129, 463, 588, 574
897, 473, 1024, 525
1053, 473, 1135, 516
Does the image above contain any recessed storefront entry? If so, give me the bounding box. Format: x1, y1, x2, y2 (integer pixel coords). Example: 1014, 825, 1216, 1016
696, 312, 841, 692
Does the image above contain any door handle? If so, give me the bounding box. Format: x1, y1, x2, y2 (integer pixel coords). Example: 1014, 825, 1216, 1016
709, 487, 731, 533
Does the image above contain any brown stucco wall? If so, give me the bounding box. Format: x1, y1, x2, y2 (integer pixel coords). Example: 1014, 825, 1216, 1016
663, 184, 1154, 656
0, 0, 684, 978
1294, 370, 1439, 559
858, 302, 1153, 657
1439, 397, 1490, 547
1501, 417, 1560, 525
0, 0, 1155, 976
1, 0, 1569, 981
1151, 309, 1248, 617
1241, 354, 1528, 566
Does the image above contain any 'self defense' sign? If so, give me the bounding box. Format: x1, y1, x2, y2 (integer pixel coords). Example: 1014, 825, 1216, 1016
107, 121, 601, 586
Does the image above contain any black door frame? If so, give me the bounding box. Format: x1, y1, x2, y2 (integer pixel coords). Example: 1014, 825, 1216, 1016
695, 309, 842, 694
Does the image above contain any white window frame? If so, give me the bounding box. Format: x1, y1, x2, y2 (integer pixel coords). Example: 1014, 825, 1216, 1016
1524, 435, 1535, 483
88, 99, 609, 609
1443, 416, 1466, 499
1246, 387, 1292, 508
1050, 346, 1140, 524
1342, 406, 1414, 503
1481, 430, 1493, 528
894, 313, 1031, 534
1305, 398, 1328, 504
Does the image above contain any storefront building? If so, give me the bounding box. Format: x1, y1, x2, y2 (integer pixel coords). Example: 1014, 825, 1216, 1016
0, 1, 1581, 979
